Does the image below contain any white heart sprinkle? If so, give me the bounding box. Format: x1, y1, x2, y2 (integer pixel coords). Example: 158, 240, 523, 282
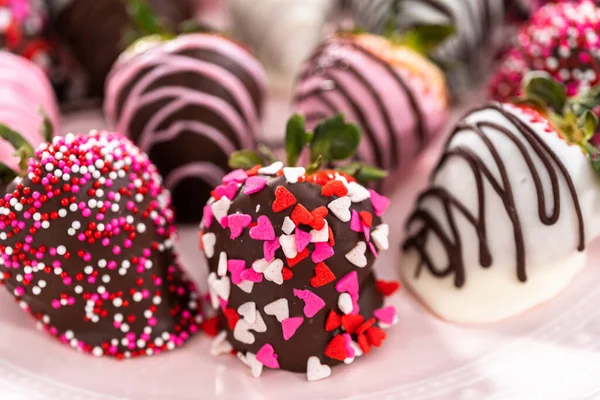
338, 293, 353, 315
207, 272, 219, 309
283, 166, 306, 183
306, 356, 331, 381
282, 216, 296, 235
246, 352, 264, 378
210, 331, 233, 356
345, 241, 368, 268
258, 161, 283, 175
380, 315, 399, 329
238, 301, 257, 324
371, 224, 389, 251
328, 196, 351, 222
279, 234, 298, 259
233, 319, 255, 344
212, 276, 231, 301
264, 298, 289, 322
344, 356, 355, 365
237, 280, 254, 294
250, 310, 267, 333
217, 251, 228, 277
201, 233, 216, 259
252, 258, 269, 273
310, 220, 329, 243
351, 341, 363, 357
347, 182, 370, 203
237, 351, 248, 365
264, 259, 284, 285
211, 197, 231, 226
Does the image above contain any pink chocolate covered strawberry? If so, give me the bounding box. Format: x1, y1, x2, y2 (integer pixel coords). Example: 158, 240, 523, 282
201, 115, 399, 381
0, 128, 201, 359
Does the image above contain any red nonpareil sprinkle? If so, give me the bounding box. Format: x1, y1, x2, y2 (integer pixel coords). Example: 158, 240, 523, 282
287, 248, 310, 267
357, 333, 371, 354
282, 267, 294, 280
200, 316, 220, 337
366, 326, 386, 347
325, 311, 342, 331
341, 314, 364, 334
309, 206, 328, 230
359, 211, 373, 228
310, 262, 336, 288
376, 280, 401, 296
245, 165, 262, 177
272, 186, 297, 213
290, 204, 313, 226
321, 180, 348, 197
324, 334, 348, 361
223, 308, 240, 330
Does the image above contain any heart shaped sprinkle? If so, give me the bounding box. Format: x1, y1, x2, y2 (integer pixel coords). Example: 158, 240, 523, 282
373, 306, 397, 325
281, 216, 296, 234
237, 280, 254, 294
325, 311, 342, 331
282, 267, 294, 280
366, 327, 386, 347
312, 242, 334, 263
209, 331, 233, 356
244, 176, 268, 195
345, 242, 367, 268
283, 167, 306, 184
293, 289, 326, 318
264, 298, 289, 322
310, 220, 329, 243
357, 333, 371, 354
217, 251, 228, 276
341, 314, 364, 334
336, 271, 359, 299
368, 242, 378, 257
272, 186, 297, 213
240, 268, 263, 283
244, 352, 264, 378
201, 316, 220, 337
227, 260, 246, 285
359, 211, 373, 228
310, 262, 336, 288
211, 197, 231, 227
328, 196, 351, 222
212, 276, 231, 301
281, 317, 304, 340
249, 215, 275, 241
238, 301, 257, 324
264, 259, 284, 285
338, 293, 353, 315
263, 238, 281, 262
291, 204, 313, 226
228, 213, 252, 239
306, 356, 331, 381
201, 232, 216, 258
213, 181, 239, 201
279, 234, 298, 259
256, 344, 280, 369
356, 318, 376, 335
309, 206, 328, 230
207, 273, 220, 309
286, 248, 309, 267
371, 224, 390, 251
351, 341, 364, 358
295, 228, 311, 252
347, 182, 371, 202
375, 279, 400, 296
369, 190, 390, 216
223, 307, 240, 330
350, 210, 363, 232
251, 311, 267, 333
203, 204, 214, 228
324, 334, 348, 361
328, 226, 335, 246
321, 180, 349, 197
223, 169, 249, 184
343, 333, 355, 359
258, 161, 283, 175
234, 319, 255, 344
245, 164, 261, 177
252, 258, 269, 273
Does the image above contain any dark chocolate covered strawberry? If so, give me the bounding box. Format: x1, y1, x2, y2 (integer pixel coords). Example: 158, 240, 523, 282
200, 115, 399, 380
0, 128, 201, 359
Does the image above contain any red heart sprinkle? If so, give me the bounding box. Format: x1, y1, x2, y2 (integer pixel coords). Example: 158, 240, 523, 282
357, 333, 371, 354
324, 335, 348, 361
273, 186, 297, 213
356, 318, 376, 335
245, 165, 262, 177
291, 204, 313, 226
210, 189, 222, 200
376, 280, 401, 297
223, 308, 240, 330
200, 316, 219, 337
366, 327, 386, 347
286, 248, 309, 267
359, 211, 373, 228
310, 206, 328, 230
328, 226, 335, 246
341, 314, 364, 334
310, 262, 336, 288
282, 267, 294, 281
199, 232, 204, 250
325, 311, 341, 332
321, 180, 348, 197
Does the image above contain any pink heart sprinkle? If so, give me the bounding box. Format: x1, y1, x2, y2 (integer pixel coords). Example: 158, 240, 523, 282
244, 176, 268, 195
256, 344, 280, 369
281, 317, 304, 341
214, 181, 239, 200
336, 271, 359, 299
263, 238, 281, 262
368, 241, 378, 258
249, 215, 276, 241
374, 306, 396, 324
227, 260, 246, 285
223, 169, 248, 184
363, 225, 371, 242
220, 217, 229, 228
351, 298, 360, 316
203, 205, 213, 228
350, 210, 363, 232
312, 242, 334, 263
228, 213, 252, 239
293, 289, 325, 318
343, 333, 355, 359
240, 268, 263, 283
369, 190, 390, 217
219, 297, 228, 310
295, 228, 311, 252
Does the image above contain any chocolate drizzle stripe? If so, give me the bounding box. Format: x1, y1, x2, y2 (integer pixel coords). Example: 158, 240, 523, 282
403, 104, 585, 287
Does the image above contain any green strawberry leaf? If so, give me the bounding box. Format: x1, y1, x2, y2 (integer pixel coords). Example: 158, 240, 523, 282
258, 143, 278, 165
523, 71, 567, 114
337, 162, 388, 183
285, 114, 310, 167
0, 162, 17, 184
39, 108, 54, 143
586, 142, 600, 176
310, 114, 361, 164
124, 0, 174, 42
229, 149, 264, 169
394, 24, 456, 55
579, 109, 598, 141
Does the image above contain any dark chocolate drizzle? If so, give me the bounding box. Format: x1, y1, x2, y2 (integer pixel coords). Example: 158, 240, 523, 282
403, 103, 585, 288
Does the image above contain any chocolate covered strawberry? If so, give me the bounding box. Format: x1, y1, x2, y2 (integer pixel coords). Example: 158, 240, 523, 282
0, 128, 201, 359
200, 115, 399, 381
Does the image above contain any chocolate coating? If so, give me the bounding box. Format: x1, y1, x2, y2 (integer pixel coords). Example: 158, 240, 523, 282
203, 174, 386, 373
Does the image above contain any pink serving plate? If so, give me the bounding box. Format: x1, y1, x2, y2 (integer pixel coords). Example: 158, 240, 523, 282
1, 105, 600, 400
